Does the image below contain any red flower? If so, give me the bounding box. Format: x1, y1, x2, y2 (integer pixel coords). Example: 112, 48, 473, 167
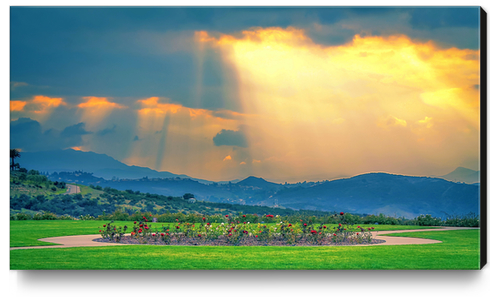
288, 224, 292, 227
103, 224, 106, 227
340, 212, 344, 215
228, 233, 232, 237
176, 219, 179, 221
323, 226, 326, 229
176, 226, 180, 229
311, 230, 317, 234
357, 233, 359, 235
357, 226, 360, 228
243, 215, 246, 217
225, 215, 229, 217
291, 229, 293, 231
138, 229, 142, 233
198, 234, 201, 237
143, 217, 146, 220
207, 222, 210, 225
371, 227, 375, 230
243, 222, 246, 224
202, 217, 206, 221
339, 223, 342, 227
255, 235, 258, 238
99, 230, 101, 232
149, 214, 152, 217
192, 225, 195, 227
304, 223, 307, 226
134, 221, 137, 224
333, 233, 337, 236
145, 226, 149, 229
152, 233, 155, 236
161, 233, 164, 236
259, 230, 262, 233
139, 224, 143, 227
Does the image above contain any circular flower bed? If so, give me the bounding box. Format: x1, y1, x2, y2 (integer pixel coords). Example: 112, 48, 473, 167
96, 213, 384, 246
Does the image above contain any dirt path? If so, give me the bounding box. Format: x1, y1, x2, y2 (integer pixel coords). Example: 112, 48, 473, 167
9, 227, 477, 250
63, 184, 80, 195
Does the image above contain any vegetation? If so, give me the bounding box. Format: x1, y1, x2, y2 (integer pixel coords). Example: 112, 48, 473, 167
10, 220, 440, 248
10, 229, 480, 269
10, 168, 480, 227
10, 148, 21, 171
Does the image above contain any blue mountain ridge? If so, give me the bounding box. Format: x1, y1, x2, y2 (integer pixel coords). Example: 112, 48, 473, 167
18, 149, 480, 219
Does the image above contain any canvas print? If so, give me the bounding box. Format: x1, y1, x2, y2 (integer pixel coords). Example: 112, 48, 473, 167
9, 6, 484, 270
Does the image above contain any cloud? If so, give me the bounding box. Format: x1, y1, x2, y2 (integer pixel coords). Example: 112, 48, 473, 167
10, 81, 28, 90
223, 155, 232, 161
96, 125, 117, 136
78, 96, 127, 109
10, 95, 66, 116
378, 115, 408, 129
213, 128, 248, 147
60, 122, 91, 138
10, 101, 27, 112
10, 118, 91, 151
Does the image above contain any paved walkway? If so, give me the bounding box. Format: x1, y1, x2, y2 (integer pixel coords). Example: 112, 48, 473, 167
10, 227, 478, 250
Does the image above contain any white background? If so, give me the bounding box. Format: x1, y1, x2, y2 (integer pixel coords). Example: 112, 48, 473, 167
3, 1, 489, 296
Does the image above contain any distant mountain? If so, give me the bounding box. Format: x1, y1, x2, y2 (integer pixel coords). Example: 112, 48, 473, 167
46, 170, 479, 219
18, 149, 215, 183
261, 173, 479, 218
19, 149, 479, 218
439, 167, 480, 184
236, 176, 280, 188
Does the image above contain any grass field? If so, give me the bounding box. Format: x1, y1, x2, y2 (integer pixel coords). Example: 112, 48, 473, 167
9, 220, 440, 247
10, 229, 479, 270
10, 220, 479, 270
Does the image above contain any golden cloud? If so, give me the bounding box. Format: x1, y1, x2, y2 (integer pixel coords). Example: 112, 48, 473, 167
195, 27, 480, 179
78, 96, 127, 109
10, 101, 27, 112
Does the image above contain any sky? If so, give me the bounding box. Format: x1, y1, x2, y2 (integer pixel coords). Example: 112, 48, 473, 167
9, 6, 482, 182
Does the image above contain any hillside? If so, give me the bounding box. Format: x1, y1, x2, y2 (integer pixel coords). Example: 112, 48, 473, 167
18, 149, 213, 182
10, 170, 334, 218
46, 171, 480, 219
262, 173, 480, 218
439, 167, 480, 184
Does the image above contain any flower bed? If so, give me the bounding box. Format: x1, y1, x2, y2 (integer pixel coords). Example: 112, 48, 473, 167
96, 213, 383, 246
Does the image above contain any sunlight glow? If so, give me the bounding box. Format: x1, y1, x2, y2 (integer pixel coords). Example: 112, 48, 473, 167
197, 27, 480, 180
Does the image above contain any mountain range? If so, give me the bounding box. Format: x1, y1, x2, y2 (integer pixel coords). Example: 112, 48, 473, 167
17, 149, 481, 218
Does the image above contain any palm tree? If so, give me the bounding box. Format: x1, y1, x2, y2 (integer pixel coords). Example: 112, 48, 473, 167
10, 149, 21, 171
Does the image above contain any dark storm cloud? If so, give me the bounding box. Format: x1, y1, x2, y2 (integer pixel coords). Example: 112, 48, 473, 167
409, 7, 479, 30
9, 7, 480, 108
213, 129, 247, 148
10, 118, 92, 151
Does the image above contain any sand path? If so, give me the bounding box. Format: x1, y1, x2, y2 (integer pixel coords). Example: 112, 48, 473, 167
10, 227, 477, 250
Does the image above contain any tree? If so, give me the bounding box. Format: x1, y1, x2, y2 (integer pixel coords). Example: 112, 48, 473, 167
183, 193, 195, 200
10, 149, 21, 171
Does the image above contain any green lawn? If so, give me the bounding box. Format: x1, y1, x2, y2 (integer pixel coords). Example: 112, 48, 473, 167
10, 220, 439, 247
10, 220, 132, 247
10, 229, 479, 270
